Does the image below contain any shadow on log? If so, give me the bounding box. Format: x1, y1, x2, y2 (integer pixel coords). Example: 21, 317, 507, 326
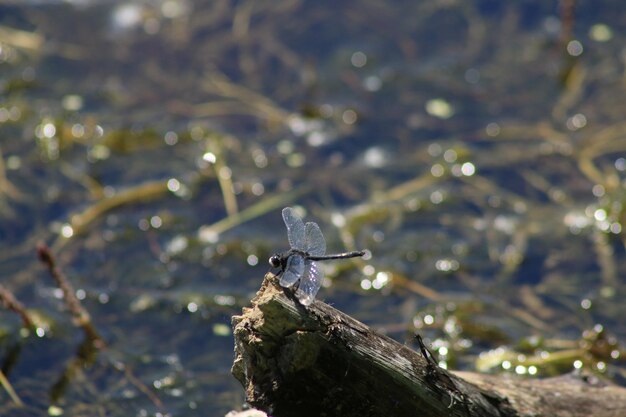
232, 273, 626, 417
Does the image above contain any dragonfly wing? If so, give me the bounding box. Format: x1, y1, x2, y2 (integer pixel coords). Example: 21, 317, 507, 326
295, 259, 324, 306
282, 207, 306, 251
279, 254, 304, 288
304, 221, 326, 257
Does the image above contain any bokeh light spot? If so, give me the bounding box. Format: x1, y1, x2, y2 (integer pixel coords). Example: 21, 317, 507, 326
351, 51, 367, 68
566, 40, 583, 56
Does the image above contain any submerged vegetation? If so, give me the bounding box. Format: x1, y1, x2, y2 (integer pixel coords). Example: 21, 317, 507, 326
0, 0, 625, 415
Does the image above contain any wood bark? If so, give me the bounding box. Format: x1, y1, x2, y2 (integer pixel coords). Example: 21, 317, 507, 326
231, 274, 626, 417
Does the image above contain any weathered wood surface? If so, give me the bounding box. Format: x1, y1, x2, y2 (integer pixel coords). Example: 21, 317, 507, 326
232, 273, 626, 417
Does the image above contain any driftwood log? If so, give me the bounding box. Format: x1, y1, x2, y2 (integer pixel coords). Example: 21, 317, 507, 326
231, 274, 626, 417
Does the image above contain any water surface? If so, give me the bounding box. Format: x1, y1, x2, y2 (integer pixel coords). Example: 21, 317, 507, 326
1, 1, 625, 416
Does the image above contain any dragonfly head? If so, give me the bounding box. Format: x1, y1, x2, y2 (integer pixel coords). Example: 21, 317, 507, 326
269, 254, 281, 268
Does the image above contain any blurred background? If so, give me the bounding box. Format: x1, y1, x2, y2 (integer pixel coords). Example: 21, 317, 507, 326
1, 0, 625, 416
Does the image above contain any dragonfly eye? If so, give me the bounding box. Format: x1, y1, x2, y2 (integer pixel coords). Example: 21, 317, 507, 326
269, 255, 281, 268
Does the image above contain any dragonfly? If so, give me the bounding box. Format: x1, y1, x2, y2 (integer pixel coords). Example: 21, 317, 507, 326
269, 207, 366, 306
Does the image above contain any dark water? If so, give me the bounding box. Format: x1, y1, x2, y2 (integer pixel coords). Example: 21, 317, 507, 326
1, 1, 625, 416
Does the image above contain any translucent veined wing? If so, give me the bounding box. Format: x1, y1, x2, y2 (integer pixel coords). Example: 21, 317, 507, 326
304, 221, 326, 257
282, 207, 305, 251
295, 259, 324, 306
279, 254, 304, 288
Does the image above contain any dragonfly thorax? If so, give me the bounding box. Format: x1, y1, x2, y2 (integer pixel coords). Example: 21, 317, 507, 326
269, 249, 308, 269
